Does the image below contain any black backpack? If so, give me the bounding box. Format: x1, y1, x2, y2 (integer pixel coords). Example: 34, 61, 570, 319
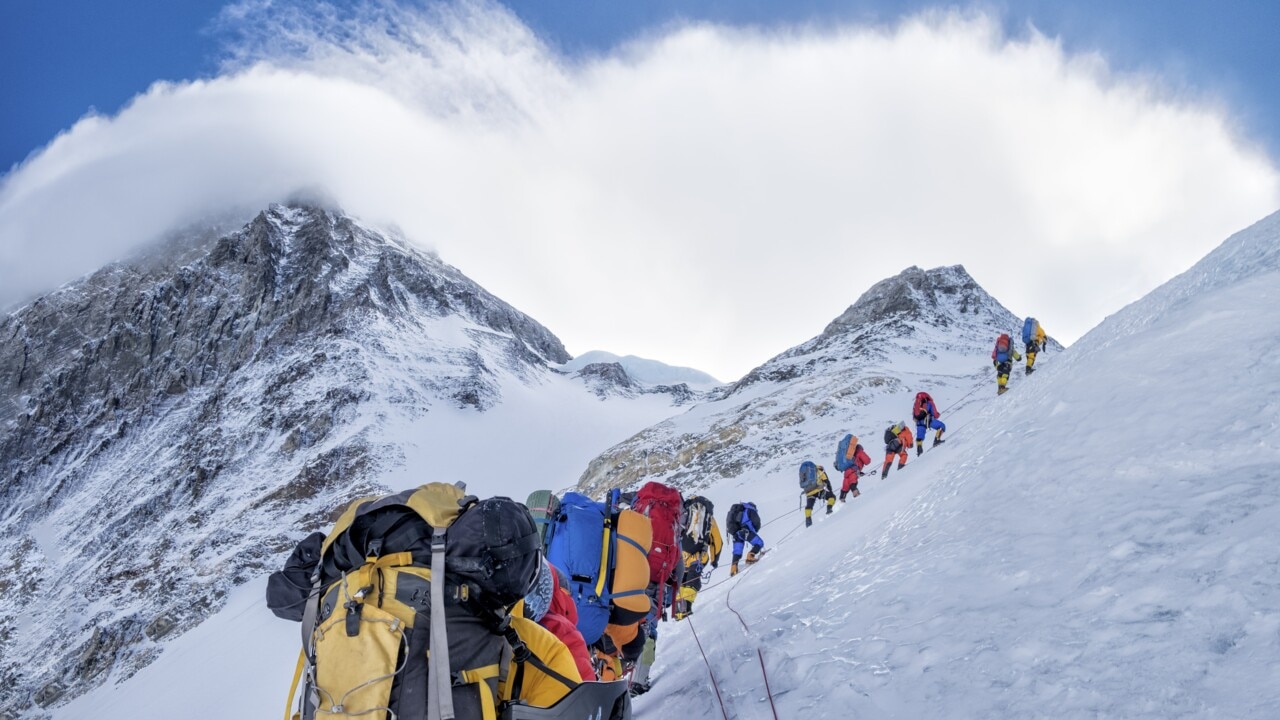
268, 484, 549, 720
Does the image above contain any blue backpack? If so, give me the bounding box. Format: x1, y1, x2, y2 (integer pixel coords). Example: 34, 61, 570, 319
545, 491, 651, 645
1022, 317, 1039, 345
798, 461, 819, 492
546, 492, 613, 644
834, 434, 855, 471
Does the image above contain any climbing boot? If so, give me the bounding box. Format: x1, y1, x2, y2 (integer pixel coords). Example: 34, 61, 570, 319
916, 443, 923, 456
805, 516, 813, 528
997, 386, 1008, 396
745, 549, 760, 565
851, 487, 861, 498
881, 465, 889, 479
730, 562, 739, 576
825, 505, 833, 515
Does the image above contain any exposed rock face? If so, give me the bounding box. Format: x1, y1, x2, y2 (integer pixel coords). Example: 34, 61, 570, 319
568, 362, 701, 405
0, 204, 574, 714
576, 265, 1038, 496
575, 362, 639, 397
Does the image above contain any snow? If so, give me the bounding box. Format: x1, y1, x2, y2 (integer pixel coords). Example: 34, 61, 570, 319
48, 210, 1280, 718
54, 578, 297, 720
633, 212, 1280, 718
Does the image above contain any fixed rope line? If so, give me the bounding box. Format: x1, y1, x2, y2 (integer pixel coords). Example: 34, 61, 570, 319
686, 617, 731, 720
761, 507, 799, 528
756, 648, 781, 720
724, 544, 782, 720
939, 383, 981, 415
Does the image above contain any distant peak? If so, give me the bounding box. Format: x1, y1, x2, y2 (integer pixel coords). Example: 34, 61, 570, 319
822, 264, 985, 335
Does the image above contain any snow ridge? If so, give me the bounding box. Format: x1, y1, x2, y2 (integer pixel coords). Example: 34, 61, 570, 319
634, 211, 1280, 719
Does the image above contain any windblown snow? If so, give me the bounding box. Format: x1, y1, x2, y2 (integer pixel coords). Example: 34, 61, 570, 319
35, 208, 1280, 719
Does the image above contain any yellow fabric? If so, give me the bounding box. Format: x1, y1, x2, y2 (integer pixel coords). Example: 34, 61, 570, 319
683, 519, 722, 570
806, 469, 834, 498
498, 617, 582, 707
322, 482, 465, 556
460, 665, 502, 720
595, 523, 612, 599
404, 483, 467, 529
284, 649, 306, 720
313, 601, 405, 716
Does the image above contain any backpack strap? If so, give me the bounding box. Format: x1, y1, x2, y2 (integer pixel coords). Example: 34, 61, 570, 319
457, 664, 503, 720
283, 649, 306, 720
428, 528, 454, 720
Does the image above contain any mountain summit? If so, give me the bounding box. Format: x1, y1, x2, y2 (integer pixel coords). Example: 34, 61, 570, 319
576, 264, 1025, 495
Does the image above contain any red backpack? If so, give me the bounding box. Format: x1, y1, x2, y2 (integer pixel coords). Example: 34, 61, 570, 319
914, 391, 933, 418
632, 482, 684, 610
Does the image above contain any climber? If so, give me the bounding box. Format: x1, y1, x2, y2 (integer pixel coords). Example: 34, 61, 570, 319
1022, 317, 1047, 375
912, 391, 946, 454
725, 501, 765, 575
522, 557, 597, 682
672, 495, 722, 619
834, 434, 872, 501
991, 332, 1022, 395
881, 421, 914, 479
803, 464, 837, 527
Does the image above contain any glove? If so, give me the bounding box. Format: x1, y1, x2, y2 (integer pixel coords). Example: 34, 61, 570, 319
711, 561, 718, 570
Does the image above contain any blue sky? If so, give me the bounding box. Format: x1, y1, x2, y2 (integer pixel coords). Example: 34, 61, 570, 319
3, 1, 1280, 173
2, 0, 1278, 380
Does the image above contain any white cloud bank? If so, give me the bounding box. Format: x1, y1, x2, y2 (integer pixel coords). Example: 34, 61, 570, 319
1, 1, 1277, 381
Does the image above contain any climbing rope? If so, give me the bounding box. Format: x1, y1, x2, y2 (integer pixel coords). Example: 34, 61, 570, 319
686, 617, 731, 720
724, 545, 782, 720
757, 648, 780, 720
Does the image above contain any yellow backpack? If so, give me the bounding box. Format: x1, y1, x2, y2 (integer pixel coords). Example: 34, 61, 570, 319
277, 483, 552, 720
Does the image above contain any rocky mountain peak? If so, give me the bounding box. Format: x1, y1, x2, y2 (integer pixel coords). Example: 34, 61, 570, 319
0, 202, 584, 714
576, 265, 1022, 496
822, 264, 991, 336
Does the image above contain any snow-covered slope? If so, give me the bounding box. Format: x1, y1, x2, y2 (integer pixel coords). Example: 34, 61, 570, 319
576, 265, 1042, 496
633, 211, 1280, 718
45, 209, 1280, 719
0, 204, 686, 715
559, 351, 724, 390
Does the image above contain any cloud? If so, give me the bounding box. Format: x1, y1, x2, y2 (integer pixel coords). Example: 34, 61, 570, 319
1, 0, 1276, 381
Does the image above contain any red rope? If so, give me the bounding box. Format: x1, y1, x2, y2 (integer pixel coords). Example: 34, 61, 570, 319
757, 648, 780, 720
687, 618, 730, 720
